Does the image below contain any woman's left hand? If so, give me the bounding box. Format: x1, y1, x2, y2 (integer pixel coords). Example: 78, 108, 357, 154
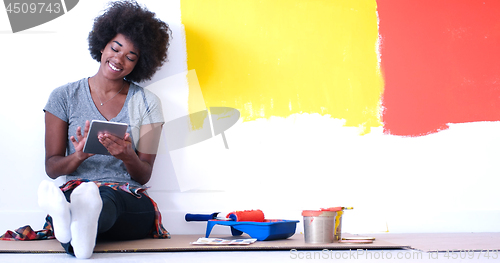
98, 132, 134, 160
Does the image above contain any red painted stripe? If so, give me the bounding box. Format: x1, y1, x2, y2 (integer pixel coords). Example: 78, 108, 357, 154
378, 0, 500, 136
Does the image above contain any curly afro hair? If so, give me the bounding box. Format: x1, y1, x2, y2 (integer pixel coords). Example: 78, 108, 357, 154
88, 0, 172, 83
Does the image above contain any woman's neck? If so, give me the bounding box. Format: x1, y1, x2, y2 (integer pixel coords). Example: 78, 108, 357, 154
90, 73, 125, 94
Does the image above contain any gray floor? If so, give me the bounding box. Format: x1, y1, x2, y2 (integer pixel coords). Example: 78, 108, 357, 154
0, 250, 496, 262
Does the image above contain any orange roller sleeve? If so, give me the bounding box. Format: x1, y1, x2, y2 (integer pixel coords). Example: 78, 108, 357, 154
226, 209, 265, 222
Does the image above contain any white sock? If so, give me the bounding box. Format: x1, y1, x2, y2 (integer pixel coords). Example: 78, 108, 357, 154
69, 182, 102, 259
37, 180, 72, 243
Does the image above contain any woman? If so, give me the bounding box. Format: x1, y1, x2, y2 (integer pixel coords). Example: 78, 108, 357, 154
38, 0, 171, 259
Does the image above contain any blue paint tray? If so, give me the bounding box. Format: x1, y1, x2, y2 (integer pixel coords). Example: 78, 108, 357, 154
205, 219, 299, 241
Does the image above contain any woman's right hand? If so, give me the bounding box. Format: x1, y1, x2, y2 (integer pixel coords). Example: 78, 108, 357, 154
70, 120, 94, 160
45, 112, 92, 178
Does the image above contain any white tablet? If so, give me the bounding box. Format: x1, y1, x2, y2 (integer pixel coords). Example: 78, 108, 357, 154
83, 120, 128, 155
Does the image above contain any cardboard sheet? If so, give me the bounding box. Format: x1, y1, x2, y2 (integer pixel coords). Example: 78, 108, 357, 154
6, 233, 498, 253
0, 234, 407, 253
368, 232, 500, 252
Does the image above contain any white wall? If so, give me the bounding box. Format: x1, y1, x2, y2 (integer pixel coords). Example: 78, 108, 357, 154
1, 0, 499, 237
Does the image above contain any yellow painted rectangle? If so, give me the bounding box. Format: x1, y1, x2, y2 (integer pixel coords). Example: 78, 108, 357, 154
181, 0, 383, 134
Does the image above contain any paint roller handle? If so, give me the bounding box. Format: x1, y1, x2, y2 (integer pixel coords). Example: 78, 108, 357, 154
185, 213, 218, 221
185, 212, 232, 221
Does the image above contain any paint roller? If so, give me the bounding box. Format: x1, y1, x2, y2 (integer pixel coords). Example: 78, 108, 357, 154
226, 209, 265, 222
185, 209, 265, 222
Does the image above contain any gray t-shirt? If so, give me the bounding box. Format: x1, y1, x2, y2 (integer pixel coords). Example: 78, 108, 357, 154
44, 78, 164, 187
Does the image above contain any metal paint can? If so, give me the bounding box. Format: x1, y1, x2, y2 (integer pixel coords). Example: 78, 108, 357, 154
302, 210, 337, 243
320, 207, 344, 241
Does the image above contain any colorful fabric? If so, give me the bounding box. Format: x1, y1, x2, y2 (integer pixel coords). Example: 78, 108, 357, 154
1, 180, 170, 241
0, 216, 54, 241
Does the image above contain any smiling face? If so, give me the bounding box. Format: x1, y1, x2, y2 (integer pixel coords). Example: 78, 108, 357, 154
99, 33, 140, 81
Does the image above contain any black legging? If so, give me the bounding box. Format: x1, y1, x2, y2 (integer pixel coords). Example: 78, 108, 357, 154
61, 185, 155, 255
